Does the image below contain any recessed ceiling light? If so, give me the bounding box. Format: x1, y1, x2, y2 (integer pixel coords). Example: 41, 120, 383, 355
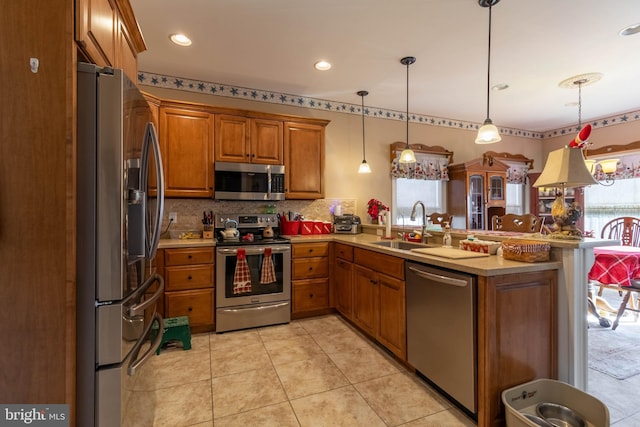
169, 33, 192, 47
620, 23, 640, 36
491, 83, 509, 91
314, 60, 332, 71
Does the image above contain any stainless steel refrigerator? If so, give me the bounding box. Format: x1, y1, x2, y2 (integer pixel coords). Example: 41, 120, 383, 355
76, 63, 165, 426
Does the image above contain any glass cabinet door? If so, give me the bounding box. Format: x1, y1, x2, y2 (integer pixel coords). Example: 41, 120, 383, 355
489, 175, 504, 201
468, 174, 484, 229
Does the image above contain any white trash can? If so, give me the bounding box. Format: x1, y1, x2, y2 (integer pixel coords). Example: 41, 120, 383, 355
501, 379, 609, 427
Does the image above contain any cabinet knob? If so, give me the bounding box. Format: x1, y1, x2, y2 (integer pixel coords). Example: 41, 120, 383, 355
188, 307, 193, 312
309, 293, 314, 299
308, 267, 313, 271
188, 255, 193, 259
188, 275, 192, 280
370, 279, 377, 285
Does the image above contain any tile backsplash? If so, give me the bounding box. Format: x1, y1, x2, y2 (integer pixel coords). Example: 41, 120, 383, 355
161, 198, 357, 235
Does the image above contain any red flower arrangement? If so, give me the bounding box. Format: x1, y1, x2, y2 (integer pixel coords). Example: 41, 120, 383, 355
367, 198, 388, 219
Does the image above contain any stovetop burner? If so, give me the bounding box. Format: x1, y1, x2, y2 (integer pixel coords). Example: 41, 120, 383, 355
214, 213, 289, 246
215, 235, 290, 246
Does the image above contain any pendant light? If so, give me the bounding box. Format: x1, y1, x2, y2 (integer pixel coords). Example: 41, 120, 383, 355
562, 74, 617, 186
357, 90, 372, 174
399, 56, 417, 163
475, 0, 502, 144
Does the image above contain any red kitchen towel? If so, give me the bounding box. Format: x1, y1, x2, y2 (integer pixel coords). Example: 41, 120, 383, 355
260, 247, 276, 284
233, 249, 252, 294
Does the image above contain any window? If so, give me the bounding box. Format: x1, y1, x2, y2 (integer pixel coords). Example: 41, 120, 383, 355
583, 178, 640, 236
392, 178, 445, 226
506, 183, 524, 214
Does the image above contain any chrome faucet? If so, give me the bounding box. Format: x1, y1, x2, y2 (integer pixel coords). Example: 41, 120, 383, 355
410, 201, 430, 243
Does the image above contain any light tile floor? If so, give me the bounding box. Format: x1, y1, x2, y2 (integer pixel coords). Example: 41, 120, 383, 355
587, 288, 640, 426
124, 314, 476, 427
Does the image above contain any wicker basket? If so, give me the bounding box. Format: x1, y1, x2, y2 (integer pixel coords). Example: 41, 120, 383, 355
501, 239, 550, 262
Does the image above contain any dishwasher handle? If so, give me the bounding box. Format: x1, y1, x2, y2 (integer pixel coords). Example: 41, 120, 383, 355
408, 266, 469, 287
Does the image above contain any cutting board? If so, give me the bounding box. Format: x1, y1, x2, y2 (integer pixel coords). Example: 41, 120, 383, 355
411, 247, 490, 259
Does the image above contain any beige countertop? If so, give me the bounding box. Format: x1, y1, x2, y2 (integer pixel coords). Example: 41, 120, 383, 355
157, 231, 617, 276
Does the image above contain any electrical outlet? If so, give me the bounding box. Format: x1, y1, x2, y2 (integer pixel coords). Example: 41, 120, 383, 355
169, 212, 177, 223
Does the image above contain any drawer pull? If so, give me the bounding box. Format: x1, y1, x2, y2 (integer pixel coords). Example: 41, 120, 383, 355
309, 293, 314, 299
370, 279, 377, 285
188, 275, 192, 280
308, 267, 313, 271
188, 255, 193, 259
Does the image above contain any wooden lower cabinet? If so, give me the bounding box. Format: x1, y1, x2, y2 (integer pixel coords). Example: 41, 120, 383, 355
333, 242, 354, 317
293, 278, 329, 313
292, 242, 330, 317
163, 247, 215, 333
165, 288, 214, 329
477, 269, 557, 427
352, 248, 406, 360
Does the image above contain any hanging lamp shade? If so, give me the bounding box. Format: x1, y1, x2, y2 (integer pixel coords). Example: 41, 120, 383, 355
475, 118, 501, 144
533, 147, 598, 189
357, 90, 371, 174
475, 0, 501, 145
399, 56, 416, 163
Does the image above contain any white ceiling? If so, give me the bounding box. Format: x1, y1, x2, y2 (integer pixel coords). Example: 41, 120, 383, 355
130, 0, 640, 133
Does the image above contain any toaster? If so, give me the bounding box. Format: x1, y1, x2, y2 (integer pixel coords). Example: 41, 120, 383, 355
333, 214, 362, 234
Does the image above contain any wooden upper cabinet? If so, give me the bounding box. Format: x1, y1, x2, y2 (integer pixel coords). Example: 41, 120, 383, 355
215, 115, 283, 164
159, 107, 214, 198
76, 0, 116, 67
284, 121, 326, 199
215, 115, 249, 162
76, 0, 146, 81
251, 119, 284, 164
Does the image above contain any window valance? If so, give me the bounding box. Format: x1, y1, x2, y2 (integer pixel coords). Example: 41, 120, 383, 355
585, 140, 640, 182
483, 151, 533, 185
389, 142, 453, 181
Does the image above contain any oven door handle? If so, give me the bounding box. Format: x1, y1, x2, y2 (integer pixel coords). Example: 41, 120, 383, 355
217, 246, 291, 255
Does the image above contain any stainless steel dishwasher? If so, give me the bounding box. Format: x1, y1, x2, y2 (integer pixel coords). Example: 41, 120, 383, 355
406, 261, 477, 415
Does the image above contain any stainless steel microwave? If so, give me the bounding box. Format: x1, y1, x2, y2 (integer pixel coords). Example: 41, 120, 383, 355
214, 161, 285, 200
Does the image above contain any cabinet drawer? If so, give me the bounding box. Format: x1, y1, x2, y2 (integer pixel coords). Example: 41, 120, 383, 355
293, 279, 329, 312
334, 242, 353, 261
292, 257, 329, 279
293, 242, 329, 258
165, 265, 214, 291
165, 288, 214, 328
354, 248, 404, 280
165, 247, 214, 266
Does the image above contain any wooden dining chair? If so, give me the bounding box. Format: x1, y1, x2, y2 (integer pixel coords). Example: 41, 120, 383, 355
427, 212, 452, 226
491, 213, 542, 233
595, 217, 640, 328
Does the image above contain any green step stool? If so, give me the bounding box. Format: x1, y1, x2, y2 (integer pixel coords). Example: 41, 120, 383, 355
153, 316, 192, 355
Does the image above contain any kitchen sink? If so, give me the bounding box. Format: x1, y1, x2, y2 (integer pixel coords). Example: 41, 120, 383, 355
369, 240, 438, 250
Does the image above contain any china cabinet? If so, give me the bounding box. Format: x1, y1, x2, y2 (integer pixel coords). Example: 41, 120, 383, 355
529, 172, 584, 232
447, 157, 508, 230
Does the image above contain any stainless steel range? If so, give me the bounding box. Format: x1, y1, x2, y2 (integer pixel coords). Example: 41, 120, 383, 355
215, 213, 291, 332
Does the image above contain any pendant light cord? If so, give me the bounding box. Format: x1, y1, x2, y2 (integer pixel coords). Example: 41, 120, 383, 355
406, 60, 410, 147
578, 80, 583, 128
485, 3, 493, 120
361, 95, 366, 158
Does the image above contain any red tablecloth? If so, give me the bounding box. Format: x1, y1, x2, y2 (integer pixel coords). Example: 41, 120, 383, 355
588, 246, 640, 287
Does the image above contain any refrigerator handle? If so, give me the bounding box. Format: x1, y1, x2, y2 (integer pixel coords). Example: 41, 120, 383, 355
126, 273, 164, 317
141, 121, 164, 261
127, 312, 164, 376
